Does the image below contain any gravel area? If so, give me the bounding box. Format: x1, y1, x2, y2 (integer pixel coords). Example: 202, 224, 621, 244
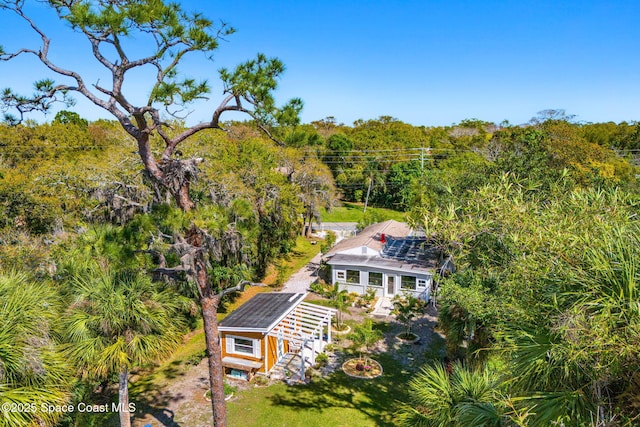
279, 253, 321, 293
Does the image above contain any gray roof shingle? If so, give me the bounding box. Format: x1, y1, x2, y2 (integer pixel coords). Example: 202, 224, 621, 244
324, 220, 410, 257
218, 293, 305, 331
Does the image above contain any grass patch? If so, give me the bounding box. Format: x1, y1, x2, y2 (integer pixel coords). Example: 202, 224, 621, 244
320, 202, 406, 223
227, 352, 411, 427
262, 236, 321, 287
131, 329, 207, 393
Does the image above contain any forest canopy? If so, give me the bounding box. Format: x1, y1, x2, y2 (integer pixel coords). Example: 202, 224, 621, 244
0, 111, 639, 426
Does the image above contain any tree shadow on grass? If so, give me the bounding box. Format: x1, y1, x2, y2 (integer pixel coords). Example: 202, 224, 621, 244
267, 353, 411, 426
162, 360, 187, 380
266, 309, 444, 425
128, 361, 194, 427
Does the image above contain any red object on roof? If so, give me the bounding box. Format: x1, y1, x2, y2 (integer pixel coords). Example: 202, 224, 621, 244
380, 233, 386, 243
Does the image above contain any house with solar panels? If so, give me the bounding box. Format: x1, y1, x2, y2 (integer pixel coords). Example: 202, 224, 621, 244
324, 220, 453, 300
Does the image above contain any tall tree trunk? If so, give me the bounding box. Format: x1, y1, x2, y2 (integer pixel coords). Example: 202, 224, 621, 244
175, 183, 195, 211
189, 237, 227, 427
118, 368, 131, 427
201, 295, 226, 427
305, 211, 314, 237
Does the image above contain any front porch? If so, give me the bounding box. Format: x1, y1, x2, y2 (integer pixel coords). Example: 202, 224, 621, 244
268, 301, 335, 381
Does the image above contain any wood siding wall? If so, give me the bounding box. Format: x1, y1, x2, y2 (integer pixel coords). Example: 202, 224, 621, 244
221, 330, 291, 373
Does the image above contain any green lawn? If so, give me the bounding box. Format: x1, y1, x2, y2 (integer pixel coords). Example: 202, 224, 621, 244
275, 236, 322, 284
227, 353, 411, 427
320, 202, 406, 223
226, 320, 419, 427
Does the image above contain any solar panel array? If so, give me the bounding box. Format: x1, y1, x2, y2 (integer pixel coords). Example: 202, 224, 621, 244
381, 237, 432, 264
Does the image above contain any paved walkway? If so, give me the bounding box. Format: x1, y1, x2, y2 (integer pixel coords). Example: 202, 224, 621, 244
280, 252, 322, 293
370, 296, 394, 317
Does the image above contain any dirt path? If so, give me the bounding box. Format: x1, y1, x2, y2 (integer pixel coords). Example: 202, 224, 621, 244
132, 358, 210, 427
132, 357, 255, 427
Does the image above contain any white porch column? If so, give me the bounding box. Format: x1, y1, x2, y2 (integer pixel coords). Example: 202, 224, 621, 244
264, 334, 269, 374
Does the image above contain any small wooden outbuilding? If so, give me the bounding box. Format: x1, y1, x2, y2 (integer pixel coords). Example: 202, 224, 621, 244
218, 292, 335, 380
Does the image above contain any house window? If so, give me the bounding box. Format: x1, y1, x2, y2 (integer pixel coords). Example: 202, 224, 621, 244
336, 270, 346, 282
346, 270, 360, 284
417, 279, 428, 288
401, 275, 417, 290
227, 335, 261, 358
368, 272, 383, 287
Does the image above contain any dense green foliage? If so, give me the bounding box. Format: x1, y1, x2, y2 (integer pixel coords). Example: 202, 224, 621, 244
0, 110, 638, 426
0, 119, 310, 426
290, 114, 636, 212
0, 272, 72, 427
404, 181, 640, 425
397, 114, 640, 425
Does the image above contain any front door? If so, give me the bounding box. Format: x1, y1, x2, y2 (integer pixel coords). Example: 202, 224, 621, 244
386, 276, 395, 297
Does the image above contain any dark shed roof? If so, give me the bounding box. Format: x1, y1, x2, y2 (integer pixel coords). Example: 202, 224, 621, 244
218, 293, 305, 331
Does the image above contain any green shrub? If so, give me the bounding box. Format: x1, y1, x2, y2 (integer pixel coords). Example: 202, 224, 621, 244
315, 352, 329, 367
184, 349, 207, 366
223, 382, 237, 396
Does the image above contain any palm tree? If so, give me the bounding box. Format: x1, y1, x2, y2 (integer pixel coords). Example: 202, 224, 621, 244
62, 266, 184, 427
504, 327, 595, 426
392, 294, 426, 340
395, 361, 506, 427
505, 224, 640, 426
328, 283, 352, 331
348, 319, 383, 364
0, 271, 71, 427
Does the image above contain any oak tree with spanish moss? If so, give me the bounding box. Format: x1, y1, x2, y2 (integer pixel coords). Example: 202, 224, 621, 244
0, 1, 302, 425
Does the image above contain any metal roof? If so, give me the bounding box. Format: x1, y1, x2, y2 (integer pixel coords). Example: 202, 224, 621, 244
219, 293, 306, 332
326, 253, 436, 274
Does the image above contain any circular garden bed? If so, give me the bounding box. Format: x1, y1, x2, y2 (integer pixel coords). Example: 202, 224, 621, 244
342, 358, 383, 379
332, 324, 351, 335
396, 332, 420, 344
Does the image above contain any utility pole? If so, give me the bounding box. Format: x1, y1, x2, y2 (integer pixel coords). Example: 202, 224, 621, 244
363, 177, 372, 213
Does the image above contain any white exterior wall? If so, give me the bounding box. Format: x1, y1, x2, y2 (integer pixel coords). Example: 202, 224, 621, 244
331, 264, 432, 301
338, 246, 381, 256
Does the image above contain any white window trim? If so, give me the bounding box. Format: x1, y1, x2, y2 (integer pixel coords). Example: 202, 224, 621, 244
336, 270, 346, 282
417, 279, 428, 288
401, 275, 417, 290
346, 269, 361, 284
368, 272, 383, 287
226, 335, 261, 358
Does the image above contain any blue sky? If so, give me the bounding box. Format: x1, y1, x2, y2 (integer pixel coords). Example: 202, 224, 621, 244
1, 0, 639, 126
